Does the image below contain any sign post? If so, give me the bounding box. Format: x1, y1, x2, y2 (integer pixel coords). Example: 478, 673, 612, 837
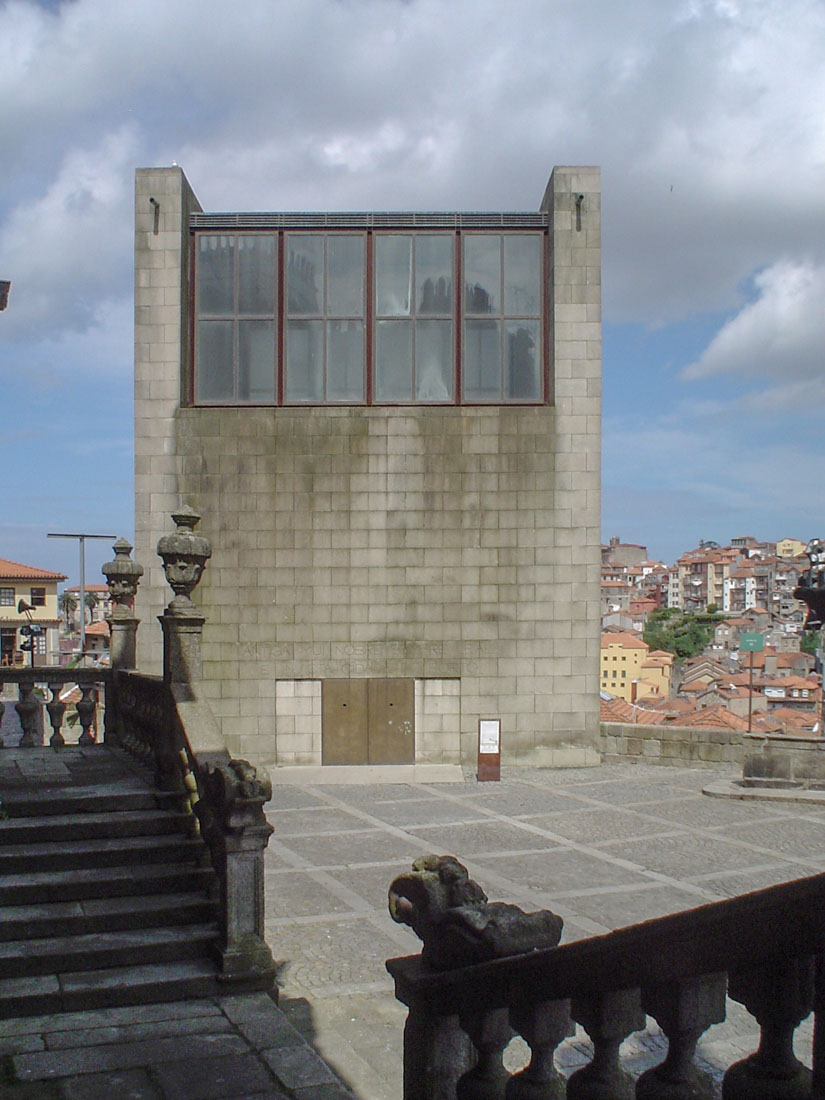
477, 719, 501, 782
740, 632, 764, 733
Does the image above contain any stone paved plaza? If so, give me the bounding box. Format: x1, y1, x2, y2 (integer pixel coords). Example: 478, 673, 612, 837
265, 762, 825, 1099
2, 759, 825, 1097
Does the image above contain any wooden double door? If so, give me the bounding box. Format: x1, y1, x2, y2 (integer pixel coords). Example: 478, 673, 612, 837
322, 678, 414, 765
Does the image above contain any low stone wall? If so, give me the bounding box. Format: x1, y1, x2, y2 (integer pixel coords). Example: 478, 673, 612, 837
601, 722, 744, 767
742, 732, 825, 787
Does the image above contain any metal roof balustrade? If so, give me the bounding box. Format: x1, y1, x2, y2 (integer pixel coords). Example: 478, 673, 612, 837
190, 211, 549, 230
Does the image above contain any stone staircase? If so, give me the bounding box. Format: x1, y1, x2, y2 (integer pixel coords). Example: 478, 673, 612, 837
0, 765, 228, 1018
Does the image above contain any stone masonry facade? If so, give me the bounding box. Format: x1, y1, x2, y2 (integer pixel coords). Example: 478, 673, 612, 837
134, 166, 602, 768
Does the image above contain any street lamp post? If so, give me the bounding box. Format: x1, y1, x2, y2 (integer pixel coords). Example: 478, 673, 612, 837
47, 532, 116, 662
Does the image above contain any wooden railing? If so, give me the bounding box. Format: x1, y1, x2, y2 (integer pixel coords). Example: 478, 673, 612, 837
387, 871, 825, 1098
0, 668, 112, 747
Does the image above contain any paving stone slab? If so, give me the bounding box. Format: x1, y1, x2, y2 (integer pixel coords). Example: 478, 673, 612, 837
403, 820, 564, 855
44, 1015, 234, 1050
152, 1053, 286, 1099
556, 884, 715, 932
57, 1067, 162, 1100
264, 873, 359, 920
272, 830, 423, 867
521, 807, 683, 845
0, 999, 222, 1036
14, 1034, 250, 1080
472, 848, 656, 893
261, 1045, 338, 1091
266, 809, 373, 838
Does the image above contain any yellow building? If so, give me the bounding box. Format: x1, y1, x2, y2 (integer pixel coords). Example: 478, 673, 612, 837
777, 538, 807, 559
638, 649, 674, 701
0, 558, 66, 666
600, 632, 648, 701
600, 633, 673, 703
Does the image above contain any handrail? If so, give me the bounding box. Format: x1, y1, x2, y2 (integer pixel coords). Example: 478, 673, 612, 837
388, 870, 825, 1014
0, 666, 111, 747
387, 868, 825, 1099
111, 669, 277, 987
0, 667, 111, 684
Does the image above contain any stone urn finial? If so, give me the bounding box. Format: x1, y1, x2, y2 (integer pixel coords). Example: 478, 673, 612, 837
101, 538, 144, 618
156, 506, 211, 616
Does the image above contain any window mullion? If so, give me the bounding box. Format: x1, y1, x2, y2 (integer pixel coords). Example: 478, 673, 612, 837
499, 236, 506, 400
366, 231, 374, 405
455, 230, 462, 404
233, 236, 240, 402
277, 232, 285, 406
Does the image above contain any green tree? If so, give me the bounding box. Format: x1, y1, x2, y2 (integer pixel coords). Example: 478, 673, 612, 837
83, 591, 99, 623
58, 590, 78, 632
801, 631, 820, 657
643, 609, 724, 659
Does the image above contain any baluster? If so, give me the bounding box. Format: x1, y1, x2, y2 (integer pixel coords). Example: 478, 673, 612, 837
402, 1006, 475, 1100
46, 682, 67, 747
636, 972, 726, 1100
723, 956, 814, 1099
16, 682, 41, 747
76, 684, 96, 745
506, 998, 573, 1099
567, 987, 645, 1100
457, 1007, 513, 1099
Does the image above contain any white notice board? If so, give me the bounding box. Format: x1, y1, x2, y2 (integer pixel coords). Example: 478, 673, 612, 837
479, 719, 501, 754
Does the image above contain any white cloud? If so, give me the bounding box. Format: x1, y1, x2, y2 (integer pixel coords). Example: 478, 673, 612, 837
1, 0, 824, 349
0, 128, 138, 337
683, 260, 825, 383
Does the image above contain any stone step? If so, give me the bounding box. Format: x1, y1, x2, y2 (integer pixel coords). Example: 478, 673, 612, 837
0, 924, 219, 979
0, 861, 215, 906
0, 891, 217, 941
0, 833, 205, 875
0, 784, 179, 817
0, 960, 227, 1018
0, 808, 189, 844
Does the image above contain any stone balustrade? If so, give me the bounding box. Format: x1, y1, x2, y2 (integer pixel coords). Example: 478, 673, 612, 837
387, 868, 825, 1099
0, 668, 110, 747
0, 513, 276, 992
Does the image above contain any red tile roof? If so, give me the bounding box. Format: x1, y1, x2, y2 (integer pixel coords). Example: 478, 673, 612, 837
84, 621, 110, 637
677, 705, 750, 731
0, 558, 67, 582
601, 632, 648, 649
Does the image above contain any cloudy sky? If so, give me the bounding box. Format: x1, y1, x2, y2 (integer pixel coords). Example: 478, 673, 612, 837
1, 0, 823, 583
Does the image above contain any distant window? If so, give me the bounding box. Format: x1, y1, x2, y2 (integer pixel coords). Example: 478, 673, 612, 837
30, 588, 46, 607
0, 588, 13, 606
192, 227, 546, 407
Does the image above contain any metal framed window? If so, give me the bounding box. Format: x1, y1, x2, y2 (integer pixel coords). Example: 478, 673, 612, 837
192, 225, 546, 407
463, 234, 543, 402
374, 234, 454, 403
285, 234, 365, 404
30, 588, 46, 607
195, 234, 277, 404
0, 588, 13, 606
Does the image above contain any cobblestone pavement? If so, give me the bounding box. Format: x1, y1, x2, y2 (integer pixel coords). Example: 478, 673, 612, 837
265, 762, 825, 1099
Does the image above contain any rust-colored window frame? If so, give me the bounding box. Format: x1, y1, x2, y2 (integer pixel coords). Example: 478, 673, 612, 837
189, 226, 549, 408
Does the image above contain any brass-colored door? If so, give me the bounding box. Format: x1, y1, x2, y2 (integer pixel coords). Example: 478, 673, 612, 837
321, 680, 368, 765
321, 678, 414, 765
368, 679, 414, 764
